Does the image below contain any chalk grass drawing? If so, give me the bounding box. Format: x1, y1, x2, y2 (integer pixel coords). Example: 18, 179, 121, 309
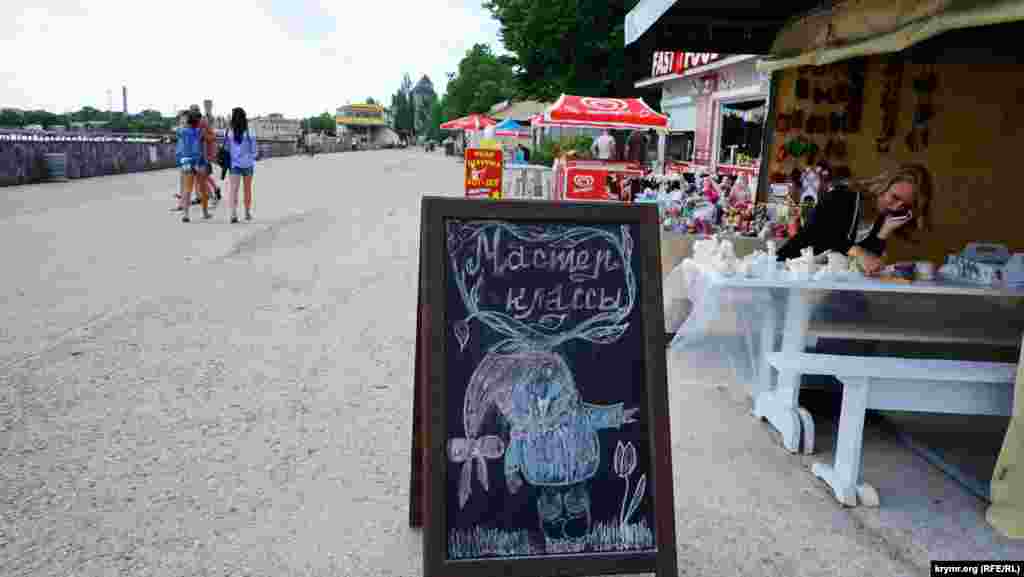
445, 221, 650, 556
449, 520, 655, 560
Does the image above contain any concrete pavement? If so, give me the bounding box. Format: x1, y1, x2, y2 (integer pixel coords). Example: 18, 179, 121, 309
0, 150, 1018, 576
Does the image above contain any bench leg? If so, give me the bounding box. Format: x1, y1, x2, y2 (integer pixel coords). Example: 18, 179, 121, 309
811, 376, 879, 507
755, 290, 814, 454
752, 299, 779, 404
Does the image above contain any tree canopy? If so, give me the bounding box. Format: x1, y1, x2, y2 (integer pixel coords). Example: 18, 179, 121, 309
0, 106, 176, 132
443, 43, 516, 119
390, 73, 415, 135
484, 0, 634, 100
303, 112, 337, 136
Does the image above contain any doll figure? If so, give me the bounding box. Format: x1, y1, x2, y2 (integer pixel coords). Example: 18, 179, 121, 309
730, 175, 751, 203
702, 175, 720, 205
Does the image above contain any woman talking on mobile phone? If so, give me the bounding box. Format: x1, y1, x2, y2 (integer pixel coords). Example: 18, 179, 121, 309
776, 163, 934, 277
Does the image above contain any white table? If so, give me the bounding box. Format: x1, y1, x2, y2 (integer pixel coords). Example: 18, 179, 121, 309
712, 275, 1024, 454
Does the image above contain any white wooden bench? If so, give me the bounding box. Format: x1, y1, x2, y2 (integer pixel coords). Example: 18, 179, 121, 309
766, 352, 1017, 507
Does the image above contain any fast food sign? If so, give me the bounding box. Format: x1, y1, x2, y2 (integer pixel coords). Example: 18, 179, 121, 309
464, 148, 503, 199
650, 52, 722, 78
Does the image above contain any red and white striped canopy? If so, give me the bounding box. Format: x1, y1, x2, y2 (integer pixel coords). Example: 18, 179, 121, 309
440, 114, 497, 131
541, 94, 668, 131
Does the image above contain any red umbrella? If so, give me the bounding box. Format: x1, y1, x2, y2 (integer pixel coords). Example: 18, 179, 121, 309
440, 114, 497, 131
542, 94, 668, 130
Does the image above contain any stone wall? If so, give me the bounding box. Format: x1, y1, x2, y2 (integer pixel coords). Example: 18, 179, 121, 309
0, 137, 349, 187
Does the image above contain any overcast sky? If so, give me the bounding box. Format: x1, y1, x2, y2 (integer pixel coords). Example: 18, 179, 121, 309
0, 0, 506, 118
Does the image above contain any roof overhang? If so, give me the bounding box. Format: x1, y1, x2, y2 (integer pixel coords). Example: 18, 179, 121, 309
625, 1, 826, 53
626, 0, 1024, 79
758, 0, 1024, 73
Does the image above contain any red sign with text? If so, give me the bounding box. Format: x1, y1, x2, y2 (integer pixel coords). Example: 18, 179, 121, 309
464, 148, 503, 198
650, 52, 723, 78
563, 166, 644, 202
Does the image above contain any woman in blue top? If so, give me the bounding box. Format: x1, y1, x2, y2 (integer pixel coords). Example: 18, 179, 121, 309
225, 107, 258, 223
175, 110, 207, 222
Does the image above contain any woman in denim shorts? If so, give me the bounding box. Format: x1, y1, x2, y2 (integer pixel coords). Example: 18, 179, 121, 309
175, 111, 208, 222
225, 107, 258, 223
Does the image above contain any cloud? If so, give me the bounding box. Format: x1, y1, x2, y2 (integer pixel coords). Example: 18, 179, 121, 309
0, 0, 505, 118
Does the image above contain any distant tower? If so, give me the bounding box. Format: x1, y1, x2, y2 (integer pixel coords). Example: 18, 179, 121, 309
106, 89, 113, 113
203, 99, 212, 121
122, 86, 127, 114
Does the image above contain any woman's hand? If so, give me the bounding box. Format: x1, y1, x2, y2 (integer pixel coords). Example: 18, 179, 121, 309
861, 252, 884, 276
877, 211, 913, 240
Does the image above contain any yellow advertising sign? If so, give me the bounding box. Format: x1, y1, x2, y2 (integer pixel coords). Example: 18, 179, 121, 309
464, 148, 503, 199
336, 116, 386, 127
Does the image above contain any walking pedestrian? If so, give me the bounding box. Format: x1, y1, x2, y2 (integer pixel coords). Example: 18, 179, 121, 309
172, 110, 189, 210
224, 107, 257, 223
175, 110, 208, 222
189, 105, 220, 208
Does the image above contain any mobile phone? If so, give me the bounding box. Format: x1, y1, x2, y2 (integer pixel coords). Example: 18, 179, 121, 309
887, 208, 912, 221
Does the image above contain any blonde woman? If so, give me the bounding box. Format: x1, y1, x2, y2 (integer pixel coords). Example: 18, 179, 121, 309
776, 163, 934, 276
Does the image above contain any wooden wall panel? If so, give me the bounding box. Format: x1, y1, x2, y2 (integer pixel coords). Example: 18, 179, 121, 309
768, 56, 1024, 265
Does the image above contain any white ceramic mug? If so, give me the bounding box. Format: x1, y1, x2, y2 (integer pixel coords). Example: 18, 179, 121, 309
828, 252, 849, 273
915, 261, 935, 280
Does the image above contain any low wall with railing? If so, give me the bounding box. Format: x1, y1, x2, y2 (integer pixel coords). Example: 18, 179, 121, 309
0, 131, 350, 187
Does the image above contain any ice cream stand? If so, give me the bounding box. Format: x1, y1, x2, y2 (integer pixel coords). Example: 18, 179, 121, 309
538, 95, 669, 202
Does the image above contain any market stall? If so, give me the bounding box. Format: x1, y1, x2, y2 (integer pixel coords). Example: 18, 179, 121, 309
633, 0, 1024, 527
538, 94, 668, 201
440, 113, 497, 152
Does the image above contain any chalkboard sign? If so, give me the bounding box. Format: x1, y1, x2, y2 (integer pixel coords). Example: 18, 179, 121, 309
416, 197, 677, 577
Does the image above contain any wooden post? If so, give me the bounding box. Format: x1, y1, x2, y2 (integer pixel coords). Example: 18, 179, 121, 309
985, 332, 1024, 537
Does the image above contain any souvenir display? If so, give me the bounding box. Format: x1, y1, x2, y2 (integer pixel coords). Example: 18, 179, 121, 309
627, 173, 788, 238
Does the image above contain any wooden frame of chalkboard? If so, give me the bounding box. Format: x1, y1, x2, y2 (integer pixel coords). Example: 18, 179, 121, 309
418, 196, 677, 577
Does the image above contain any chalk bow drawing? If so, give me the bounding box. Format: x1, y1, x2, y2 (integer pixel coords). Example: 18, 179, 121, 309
445, 221, 648, 556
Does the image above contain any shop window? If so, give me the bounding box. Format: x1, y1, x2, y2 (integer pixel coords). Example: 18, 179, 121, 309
718, 100, 765, 167
667, 132, 694, 162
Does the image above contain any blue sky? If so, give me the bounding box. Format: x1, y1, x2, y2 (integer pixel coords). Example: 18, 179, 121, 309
0, 0, 506, 118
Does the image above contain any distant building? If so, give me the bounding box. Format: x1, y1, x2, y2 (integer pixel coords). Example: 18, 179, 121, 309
410, 75, 437, 136
336, 103, 401, 148
248, 113, 301, 141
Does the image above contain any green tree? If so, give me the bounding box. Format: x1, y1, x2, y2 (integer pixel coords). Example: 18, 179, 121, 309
71, 106, 104, 122
366, 97, 377, 105
484, 0, 638, 100
304, 112, 337, 136
0, 108, 24, 127
427, 97, 447, 142
444, 43, 516, 119
390, 73, 415, 135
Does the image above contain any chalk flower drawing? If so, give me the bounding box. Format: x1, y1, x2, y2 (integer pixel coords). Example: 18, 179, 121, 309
445, 221, 651, 558
614, 441, 646, 527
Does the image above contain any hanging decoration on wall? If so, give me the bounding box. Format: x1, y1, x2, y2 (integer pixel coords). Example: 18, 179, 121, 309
906, 64, 938, 152
796, 67, 811, 100
876, 56, 904, 153
845, 59, 866, 134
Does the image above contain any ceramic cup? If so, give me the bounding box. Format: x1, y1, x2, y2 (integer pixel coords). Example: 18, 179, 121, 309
915, 261, 935, 280
827, 252, 849, 273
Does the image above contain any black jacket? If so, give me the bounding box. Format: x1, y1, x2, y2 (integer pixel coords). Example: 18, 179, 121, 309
777, 184, 886, 261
